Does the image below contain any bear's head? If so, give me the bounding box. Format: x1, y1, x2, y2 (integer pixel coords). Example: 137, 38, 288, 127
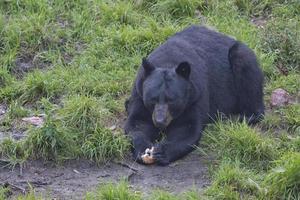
138, 58, 192, 129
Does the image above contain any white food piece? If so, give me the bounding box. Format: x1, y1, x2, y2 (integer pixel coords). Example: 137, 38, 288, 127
141, 147, 155, 164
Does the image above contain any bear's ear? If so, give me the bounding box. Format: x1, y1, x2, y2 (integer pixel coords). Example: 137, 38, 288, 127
176, 62, 191, 79
142, 57, 154, 76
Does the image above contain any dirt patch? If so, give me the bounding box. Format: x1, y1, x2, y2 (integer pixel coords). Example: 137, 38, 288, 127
0, 115, 30, 141
0, 103, 210, 199
13, 54, 52, 79
251, 16, 268, 28
0, 152, 210, 199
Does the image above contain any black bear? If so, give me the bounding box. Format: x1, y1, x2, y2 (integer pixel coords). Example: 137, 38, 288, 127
124, 25, 264, 166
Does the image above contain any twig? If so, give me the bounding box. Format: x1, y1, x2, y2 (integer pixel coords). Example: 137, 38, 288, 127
19, 163, 23, 176
97, 174, 110, 178
126, 171, 136, 182
17, 180, 50, 187
0, 159, 10, 164
115, 161, 139, 172
1, 182, 26, 194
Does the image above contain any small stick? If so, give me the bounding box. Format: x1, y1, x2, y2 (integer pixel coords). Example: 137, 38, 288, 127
0, 159, 10, 164
1, 182, 26, 194
126, 171, 136, 182
115, 161, 139, 172
17, 180, 50, 186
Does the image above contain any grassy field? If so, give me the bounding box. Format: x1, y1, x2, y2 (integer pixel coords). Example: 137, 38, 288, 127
0, 0, 299, 199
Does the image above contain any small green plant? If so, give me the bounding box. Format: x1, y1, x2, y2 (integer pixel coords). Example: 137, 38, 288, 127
278, 133, 300, 153
205, 161, 261, 199
58, 95, 112, 134
260, 112, 282, 130
7, 101, 29, 119
201, 120, 278, 169
66, 67, 132, 97
0, 186, 10, 200
182, 190, 202, 200
265, 74, 300, 96
271, 0, 300, 18
0, 82, 22, 102
0, 68, 13, 87
0, 187, 9, 200
19, 70, 65, 104
263, 152, 300, 199
0, 101, 29, 128
25, 117, 78, 161
150, 0, 206, 19
206, 185, 240, 200
234, 0, 272, 17
262, 16, 300, 73
16, 189, 43, 200
81, 128, 130, 163
261, 104, 300, 134
278, 104, 300, 133
86, 181, 141, 200
0, 138, 28, 168
99, 1, 141, 26
149, 190, 179, 200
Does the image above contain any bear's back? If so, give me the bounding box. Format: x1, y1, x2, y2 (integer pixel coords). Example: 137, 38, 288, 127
173, 25, 235, 50
145, 26, 238, 115
147, 25, 235, 70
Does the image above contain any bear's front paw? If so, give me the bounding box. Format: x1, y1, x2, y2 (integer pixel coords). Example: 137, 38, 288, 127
141, 147, 155, 164
152, 145, 170, 166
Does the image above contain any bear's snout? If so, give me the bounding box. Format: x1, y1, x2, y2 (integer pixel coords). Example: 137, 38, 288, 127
152, 104, 172, 129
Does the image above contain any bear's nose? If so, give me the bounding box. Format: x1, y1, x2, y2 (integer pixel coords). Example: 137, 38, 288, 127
152, 104, 171, 129
154, 116, 167, 129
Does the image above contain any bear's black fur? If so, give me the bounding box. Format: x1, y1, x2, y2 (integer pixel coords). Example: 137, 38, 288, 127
124, 25, 264, 166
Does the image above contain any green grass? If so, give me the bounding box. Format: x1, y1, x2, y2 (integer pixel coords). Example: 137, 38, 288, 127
86, 181, 141, 200
0, 187, 9, 200
147, 0, 206, 19
262, 18, 300, 73
201, 121, 278, 170
0, 138, 28, 168
261, 104, 300, 134
85, 181, 202, 200
58, 95, 112, 133
265, 73, 300, 95
81, 128, 130, 163
263, 152, 300, 199
0, 0, 299, 199
16, 190, 42, 200
25, 117, 78, 161
205, 161, 262, 199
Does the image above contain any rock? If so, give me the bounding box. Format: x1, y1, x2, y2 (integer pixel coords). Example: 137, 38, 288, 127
0, 105, 6, 115
109, 125, 117, 131
270, 88, 291, 108
22, 116, 44, 127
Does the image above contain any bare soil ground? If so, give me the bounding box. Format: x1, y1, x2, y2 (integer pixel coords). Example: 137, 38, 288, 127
0, 153, 210, 199
0, 104, 210, 199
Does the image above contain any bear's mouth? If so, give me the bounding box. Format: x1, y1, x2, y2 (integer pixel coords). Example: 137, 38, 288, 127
152, 104, 173, 129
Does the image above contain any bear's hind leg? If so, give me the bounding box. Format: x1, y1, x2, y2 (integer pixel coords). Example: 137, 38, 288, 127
229, 41, 265, 124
